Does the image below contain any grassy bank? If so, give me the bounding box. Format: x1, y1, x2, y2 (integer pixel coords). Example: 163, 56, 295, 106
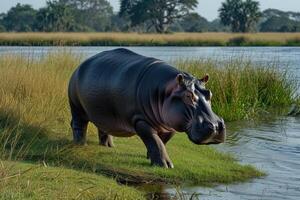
0, 52, 298, 199
1, 32, 300, 46
0, 160, 144, 200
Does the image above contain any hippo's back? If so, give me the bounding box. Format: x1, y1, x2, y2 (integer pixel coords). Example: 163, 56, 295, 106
68, 48, 161, 133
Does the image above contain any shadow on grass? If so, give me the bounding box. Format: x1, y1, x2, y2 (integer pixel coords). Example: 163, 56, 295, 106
0, 109, 159, 184
0, 108, 265, 187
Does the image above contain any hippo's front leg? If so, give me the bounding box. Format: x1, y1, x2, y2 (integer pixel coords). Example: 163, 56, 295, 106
135, 121, 174, 168
147, 132, 175, 159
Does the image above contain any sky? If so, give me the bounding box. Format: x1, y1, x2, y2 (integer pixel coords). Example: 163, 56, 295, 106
1, 0, 300, 21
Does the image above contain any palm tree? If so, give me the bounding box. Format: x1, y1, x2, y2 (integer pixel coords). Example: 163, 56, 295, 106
219, 0, 261, 32
241, 0, 261, 32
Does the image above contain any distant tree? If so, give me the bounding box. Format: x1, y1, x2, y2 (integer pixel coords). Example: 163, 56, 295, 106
2, 4, 37, 32
119, 0, 198, 33
263, 9, 300, 21
0, 13, 5, 32
208, 19, 230, 32
61, 0, 113, 31
260, 16, 300, 32
260, 9, 300, 32
219, 0, 242, 32
180, 13, 209, 32
110, 14, 131, 32
35, 1, 76, 32
219, 0, 261, 32
0, 25, 6, 32
241, 0, 261, 32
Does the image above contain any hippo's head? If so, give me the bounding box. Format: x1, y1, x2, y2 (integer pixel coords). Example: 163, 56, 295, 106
162, 73, 226, 145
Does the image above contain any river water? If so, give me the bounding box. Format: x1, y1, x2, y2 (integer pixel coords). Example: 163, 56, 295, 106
166, 117, 300, 200
1, 46, 299, 199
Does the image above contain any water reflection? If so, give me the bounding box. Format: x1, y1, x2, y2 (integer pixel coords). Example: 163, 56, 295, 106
166, 116, 300, 200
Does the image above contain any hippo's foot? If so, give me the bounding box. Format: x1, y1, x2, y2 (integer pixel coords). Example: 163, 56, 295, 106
70, 101, 88, 146
98, 130, 114, 147
146, 149, 173, 168
72, 130, 87, 146
71, 120, 88, 146
73, 139, 87, 146
136, 121, 174, 168
150, 153, 174, 168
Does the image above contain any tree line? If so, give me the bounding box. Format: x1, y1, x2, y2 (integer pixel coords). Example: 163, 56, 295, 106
0, 0, 299, 33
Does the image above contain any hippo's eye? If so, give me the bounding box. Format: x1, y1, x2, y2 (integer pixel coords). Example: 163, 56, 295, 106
186, 92, 193, 99
184, 91, 197, 106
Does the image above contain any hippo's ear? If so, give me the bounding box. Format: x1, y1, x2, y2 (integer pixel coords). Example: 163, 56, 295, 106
199, 74, 209, 84
176, 74, 184, 85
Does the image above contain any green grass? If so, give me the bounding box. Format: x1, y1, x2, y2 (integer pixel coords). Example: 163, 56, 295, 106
0, 160, 144, 200
0, 51, 298, 199
176, 58, 298, 121
1, 32, 300, 46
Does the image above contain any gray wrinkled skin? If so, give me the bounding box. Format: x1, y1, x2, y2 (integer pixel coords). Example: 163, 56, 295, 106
68, 48, 226, 168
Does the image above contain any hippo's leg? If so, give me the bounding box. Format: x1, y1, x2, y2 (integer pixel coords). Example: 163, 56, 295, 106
159, 132, 175, 144
135, 120, 174, 168
147, 132, 175, 159
98, 129, 114, 147
146, 132, 175, 159
69, 101, 88, 145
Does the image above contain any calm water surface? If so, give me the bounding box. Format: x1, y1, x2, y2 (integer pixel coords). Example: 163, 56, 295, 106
1, 46, 300, 81
166, 117, 300, 200
1, 46, 299, 199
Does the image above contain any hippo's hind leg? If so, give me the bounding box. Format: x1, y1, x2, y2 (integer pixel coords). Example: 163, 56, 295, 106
98, 129, 114, 147
69, 100, 88, 145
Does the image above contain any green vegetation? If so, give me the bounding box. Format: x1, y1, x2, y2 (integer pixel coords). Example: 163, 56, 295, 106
119, 0, 198, 33
0, 52, 298, 199
177, 59, 298, 121
1, 32, 300, 46
261, 9, 300, 32
0, 1, 300, 33
0, 1, 113, 32
0, 160, 144, 200
219, 0, 261, 32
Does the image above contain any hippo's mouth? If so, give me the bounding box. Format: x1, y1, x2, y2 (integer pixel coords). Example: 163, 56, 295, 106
187, 129, 226, 145
200, 131, 226, 145
202, 140, 224, 145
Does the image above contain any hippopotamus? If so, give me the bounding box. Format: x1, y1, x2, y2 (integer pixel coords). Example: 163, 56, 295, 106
68, 48, 225, 168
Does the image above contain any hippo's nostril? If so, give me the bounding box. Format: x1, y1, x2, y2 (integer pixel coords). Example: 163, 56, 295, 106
218, 120, 225, 132
206, 122, 217, 133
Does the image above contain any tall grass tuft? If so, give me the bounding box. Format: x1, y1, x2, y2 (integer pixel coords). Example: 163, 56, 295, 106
176, 58, 298, 121
0, 52, 81, 160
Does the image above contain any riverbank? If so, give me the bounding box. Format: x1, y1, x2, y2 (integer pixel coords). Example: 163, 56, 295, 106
0, 52, 298, 199
0, 32, 300, 46
0, 160, 144, 199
